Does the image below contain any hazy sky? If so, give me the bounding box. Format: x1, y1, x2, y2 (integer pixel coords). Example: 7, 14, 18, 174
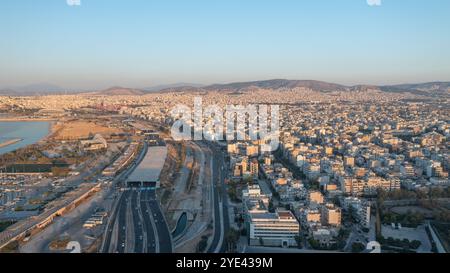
1, 0, 450, 90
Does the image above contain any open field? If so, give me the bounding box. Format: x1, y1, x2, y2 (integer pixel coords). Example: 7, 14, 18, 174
390, 206, 434, 217
52, 121, 121, 140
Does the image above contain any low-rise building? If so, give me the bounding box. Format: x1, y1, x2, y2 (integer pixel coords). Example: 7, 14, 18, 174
321, 203, 342, 227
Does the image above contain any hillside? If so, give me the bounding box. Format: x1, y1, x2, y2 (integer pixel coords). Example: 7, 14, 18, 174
2, 80, 449, 97
204, 79, 348, 92
96, 87, 145, 96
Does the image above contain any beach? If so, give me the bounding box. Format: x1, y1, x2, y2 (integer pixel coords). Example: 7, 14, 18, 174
0, 138, 23, 149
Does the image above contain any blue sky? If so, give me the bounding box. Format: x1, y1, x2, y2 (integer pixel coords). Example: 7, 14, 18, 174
1, 0, 450, 89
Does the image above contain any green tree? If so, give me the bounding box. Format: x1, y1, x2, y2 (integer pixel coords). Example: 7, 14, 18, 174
259, 237, 265, 246
225, 229, 240, 252
197, 236, 209, 253
294, 236, 302, 248
351, 242, 366, 253
268, 201, 275, 213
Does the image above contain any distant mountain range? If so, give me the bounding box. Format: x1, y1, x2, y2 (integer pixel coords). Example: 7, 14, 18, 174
0, 83, 204, 96
0, 89, 18, 96
203, 79, 348, 92
94, 87, 145, 96
1, 80, 449, 96
169, 79, 450, 96
0, 83, 69, 95
142, 83, 205, 92
379, 82, 450, 95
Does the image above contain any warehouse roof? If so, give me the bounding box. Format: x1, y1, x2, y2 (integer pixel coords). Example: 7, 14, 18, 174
127, 146, 167, 183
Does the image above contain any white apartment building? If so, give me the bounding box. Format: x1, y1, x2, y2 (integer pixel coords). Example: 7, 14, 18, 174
248, 210, 300, 247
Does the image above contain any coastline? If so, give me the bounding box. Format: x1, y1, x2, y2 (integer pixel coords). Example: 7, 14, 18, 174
0, 119, 56, 155
0, 115, 57, 141
0, 117, 57, 122
0, 138, 23, 149
43, 120, 57, 141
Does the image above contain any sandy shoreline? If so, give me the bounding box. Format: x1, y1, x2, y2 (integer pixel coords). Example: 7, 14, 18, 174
0, 138, 23, 149
43, 120, 57, 141
0, 117, 57, 122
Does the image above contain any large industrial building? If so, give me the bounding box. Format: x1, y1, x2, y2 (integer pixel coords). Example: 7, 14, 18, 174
126, 145, 167, 189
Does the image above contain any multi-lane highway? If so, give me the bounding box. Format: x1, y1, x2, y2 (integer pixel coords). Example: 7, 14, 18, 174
101, 139, 226, 254
145, 190, 173, 253
102, 188, 172, 253
212, 143, 230, 253
131, 191, 144, 253
101, 140, 173, 253
140, 190, 157, 253
116, 190, 129, 253
198, 141, 229, 253
101, 141, 149, 253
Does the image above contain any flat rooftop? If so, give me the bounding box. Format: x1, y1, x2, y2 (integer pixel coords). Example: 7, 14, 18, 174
249, 212, 278, 220
249, 210, 297, 221
127, 146, 167, 183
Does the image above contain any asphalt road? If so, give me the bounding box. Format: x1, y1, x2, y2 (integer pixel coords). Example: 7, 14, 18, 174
213, 143, 230, 253
202, 142, 229, 253
100, 139, 172, 253
101, 191, 125, 253
116, 190, 130, 253
147, 190, 173, 253
131, 190, 144, 253
140, 190, 156, 253
101, 142, 148, 253
104, 189, 172, 253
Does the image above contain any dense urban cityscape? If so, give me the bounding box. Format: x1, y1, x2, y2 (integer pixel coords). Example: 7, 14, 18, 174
0, 83, 448, 254
1, 3, 449, 270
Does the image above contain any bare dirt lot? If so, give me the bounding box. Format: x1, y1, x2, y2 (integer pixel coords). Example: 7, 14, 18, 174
52, 121, 121, 140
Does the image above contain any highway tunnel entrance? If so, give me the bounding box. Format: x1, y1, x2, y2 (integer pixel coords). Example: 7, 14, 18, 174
127, 181, 157, 189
